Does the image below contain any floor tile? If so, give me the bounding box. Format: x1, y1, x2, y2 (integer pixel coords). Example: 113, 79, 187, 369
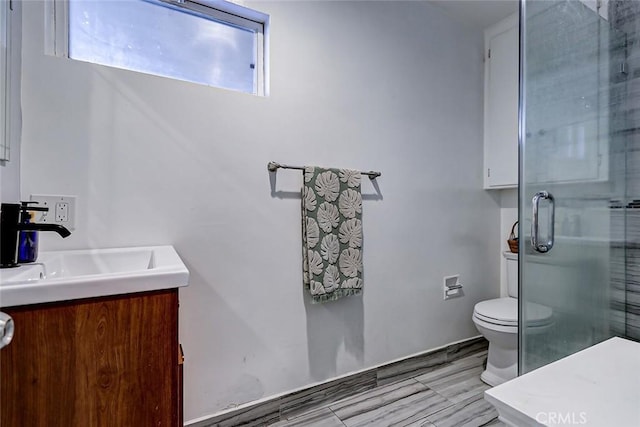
413, 358, 488, 403
330, 379, 429, 414
210, 340, 494, 427
483, 418, 506, 426
376, 348, 448, 386
402, 418, 436, 427
279, 370, 377, 419
330, 379, 453, 427
425, 393, 500, 427
269, 408, 345, 427
450, 350, 487, 368
446, 338, 489, 363
193, 399, 281, 427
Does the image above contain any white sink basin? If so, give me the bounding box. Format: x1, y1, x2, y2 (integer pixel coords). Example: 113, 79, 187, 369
0, 263, 45, 283
0, 246, 189, 307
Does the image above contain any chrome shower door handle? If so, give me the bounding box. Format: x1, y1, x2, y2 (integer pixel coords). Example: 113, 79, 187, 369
531, 191, 555, 253
0, 312, 14, 349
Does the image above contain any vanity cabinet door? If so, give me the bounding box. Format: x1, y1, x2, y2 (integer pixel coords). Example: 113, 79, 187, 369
0, 289, 180, 427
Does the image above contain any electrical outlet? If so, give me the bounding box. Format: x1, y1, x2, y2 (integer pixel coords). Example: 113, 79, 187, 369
30, 194, 76, 231
55, 202, 69, 222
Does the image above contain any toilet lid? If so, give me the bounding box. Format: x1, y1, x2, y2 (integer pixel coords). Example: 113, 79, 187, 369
474, 298, 552, 327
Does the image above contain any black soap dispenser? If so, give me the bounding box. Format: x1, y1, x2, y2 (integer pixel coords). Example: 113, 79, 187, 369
17, 202, 48, 264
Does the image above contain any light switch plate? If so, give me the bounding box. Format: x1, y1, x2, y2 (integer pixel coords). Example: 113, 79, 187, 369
29, 194, 77, 231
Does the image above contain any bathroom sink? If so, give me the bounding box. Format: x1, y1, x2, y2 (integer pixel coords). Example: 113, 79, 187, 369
0, 246, 189, 307
0, 263, 45, 283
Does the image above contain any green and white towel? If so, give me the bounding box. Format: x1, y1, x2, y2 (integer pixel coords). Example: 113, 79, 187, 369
302, 166, 363, 303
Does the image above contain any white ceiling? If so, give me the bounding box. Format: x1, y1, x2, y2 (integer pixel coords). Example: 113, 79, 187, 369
429, 0, 519, 30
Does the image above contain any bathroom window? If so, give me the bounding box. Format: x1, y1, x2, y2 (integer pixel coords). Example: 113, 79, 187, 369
47, 0, 269, 95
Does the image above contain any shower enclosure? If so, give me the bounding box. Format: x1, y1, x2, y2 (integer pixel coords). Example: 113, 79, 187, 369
519, 0, 639, 375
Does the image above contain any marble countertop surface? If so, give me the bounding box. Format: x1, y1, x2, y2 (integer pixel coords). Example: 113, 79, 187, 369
485, 337, 640, 427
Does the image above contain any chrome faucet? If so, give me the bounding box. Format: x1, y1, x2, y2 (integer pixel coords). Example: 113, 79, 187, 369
0, 203, 71, 268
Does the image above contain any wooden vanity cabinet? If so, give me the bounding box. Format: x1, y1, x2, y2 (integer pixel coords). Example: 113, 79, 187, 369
0, 289, 182, 427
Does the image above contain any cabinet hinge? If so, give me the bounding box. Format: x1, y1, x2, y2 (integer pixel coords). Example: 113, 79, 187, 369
487, 168, 491, 178
488, 49, 491, 59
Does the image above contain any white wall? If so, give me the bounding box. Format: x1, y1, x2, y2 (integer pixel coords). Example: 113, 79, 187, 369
499, 188, 518, 296
20, 1, 500, 421
0, 149, 19, 202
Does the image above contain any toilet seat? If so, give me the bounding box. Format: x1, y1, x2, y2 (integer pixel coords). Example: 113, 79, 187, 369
472, 314, 518, 334
473, 298, 552, 327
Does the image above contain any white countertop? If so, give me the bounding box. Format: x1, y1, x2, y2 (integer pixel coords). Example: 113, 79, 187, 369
0, 245, 189, 307
485, 337, 640, 427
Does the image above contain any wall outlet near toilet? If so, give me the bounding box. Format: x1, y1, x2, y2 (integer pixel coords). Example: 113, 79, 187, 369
29, 194, 77, 231
443, 274, 464, 300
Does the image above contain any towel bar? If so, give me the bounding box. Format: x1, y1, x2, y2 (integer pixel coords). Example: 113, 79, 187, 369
267, 162, 381, 179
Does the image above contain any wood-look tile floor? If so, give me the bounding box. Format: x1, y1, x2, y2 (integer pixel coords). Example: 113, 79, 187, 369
269, 350, 505, 427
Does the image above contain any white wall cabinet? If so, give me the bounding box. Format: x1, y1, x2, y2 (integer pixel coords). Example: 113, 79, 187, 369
484, 13, 519, 189
1, 0, 10, 161
1, 0, 21, 163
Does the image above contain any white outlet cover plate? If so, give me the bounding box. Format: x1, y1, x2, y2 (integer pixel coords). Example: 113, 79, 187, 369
29, 194, 77, 231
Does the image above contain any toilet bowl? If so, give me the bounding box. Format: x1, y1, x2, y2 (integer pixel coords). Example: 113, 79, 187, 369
472, 252, 553, 386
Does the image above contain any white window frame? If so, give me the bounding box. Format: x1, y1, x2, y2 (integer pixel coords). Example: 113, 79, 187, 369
45, 0, 270, 96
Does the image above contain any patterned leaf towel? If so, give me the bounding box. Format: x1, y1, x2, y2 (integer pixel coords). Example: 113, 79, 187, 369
302, 167, 363, 303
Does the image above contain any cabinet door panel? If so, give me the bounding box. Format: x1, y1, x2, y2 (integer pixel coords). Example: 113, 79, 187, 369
0, 304, 77, 427
485, 21, 519, 188
1, 290, 179, 427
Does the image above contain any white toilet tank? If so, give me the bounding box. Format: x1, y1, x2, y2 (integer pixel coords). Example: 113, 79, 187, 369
504, 251, 518, 297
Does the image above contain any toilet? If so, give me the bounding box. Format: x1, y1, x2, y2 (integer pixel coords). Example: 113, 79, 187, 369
472, 251, 553, 386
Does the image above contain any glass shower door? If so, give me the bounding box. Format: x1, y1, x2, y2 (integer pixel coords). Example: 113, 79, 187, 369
519, 0, 626, 374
